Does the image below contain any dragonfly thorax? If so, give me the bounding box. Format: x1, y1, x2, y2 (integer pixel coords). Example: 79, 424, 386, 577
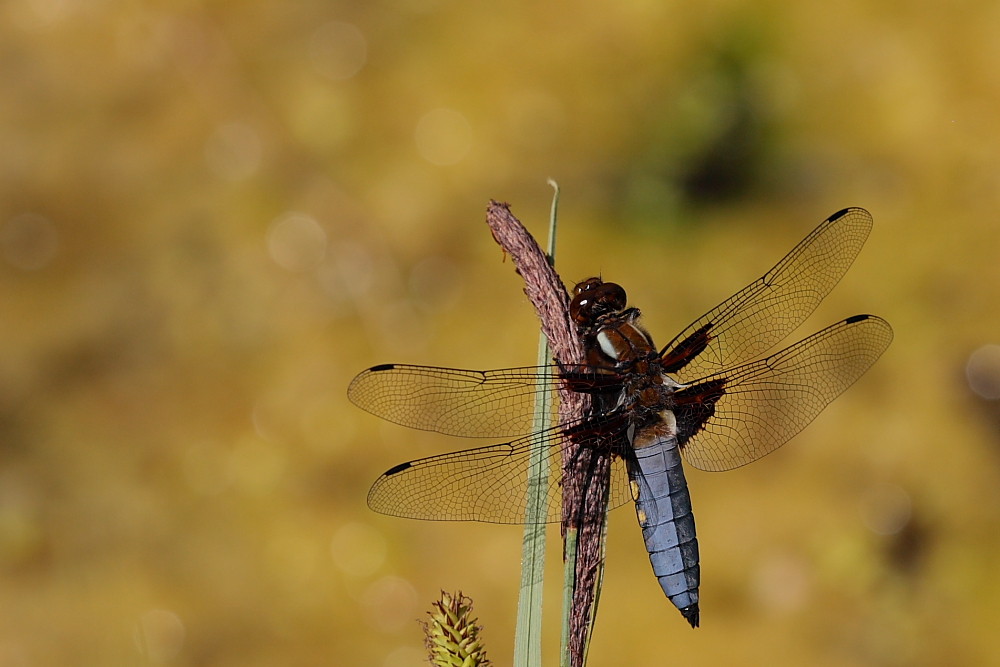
570, 277, 682, 421
571, 278, 655, 363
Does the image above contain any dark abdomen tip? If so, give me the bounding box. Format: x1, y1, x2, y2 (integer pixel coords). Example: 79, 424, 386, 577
681, 604, 700, 628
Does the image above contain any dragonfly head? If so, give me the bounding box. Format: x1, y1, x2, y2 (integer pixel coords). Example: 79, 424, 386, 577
570, 277, 628, 325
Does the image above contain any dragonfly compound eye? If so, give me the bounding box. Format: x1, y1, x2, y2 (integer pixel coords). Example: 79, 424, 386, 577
594, 282, 627, 313
572, 277, 604, 295
570, 294, 595, 324
570, 278, 604, 323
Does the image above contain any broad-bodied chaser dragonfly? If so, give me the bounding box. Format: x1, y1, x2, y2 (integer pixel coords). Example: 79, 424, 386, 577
348, 207, 892, 627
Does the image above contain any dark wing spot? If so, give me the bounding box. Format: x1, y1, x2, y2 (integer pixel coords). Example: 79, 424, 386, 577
560, 369, 624, 395
565, 412, 631, 456
828, 207, 851, 222
384, 462, 412, 476
660, 323, 714, 373
369, 363, 396, 372
672, 378, 728, 446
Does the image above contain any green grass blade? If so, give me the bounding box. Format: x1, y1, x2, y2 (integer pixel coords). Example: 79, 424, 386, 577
513, 181, 560, 666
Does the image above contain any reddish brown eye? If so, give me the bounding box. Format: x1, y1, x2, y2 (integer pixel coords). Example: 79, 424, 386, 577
570, 277, 603, 323
570, 294, 593, 323
573, 277, 603, 296
570, 280, 627, 324
595, 283, 627, 311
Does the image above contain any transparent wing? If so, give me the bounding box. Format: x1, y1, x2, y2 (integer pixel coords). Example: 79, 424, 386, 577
675, 314, 893, 472
366, 416, 634, 524
661, 207, 874, 383
348, 363, 619, 438
348, 364, 562, 438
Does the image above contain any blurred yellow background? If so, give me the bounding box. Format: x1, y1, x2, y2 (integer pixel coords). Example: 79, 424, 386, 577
2, 0, 1000, 665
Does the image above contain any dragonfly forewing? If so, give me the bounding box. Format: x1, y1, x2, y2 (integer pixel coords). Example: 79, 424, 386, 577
661, 207, 874, 382
348, 363, 623, 439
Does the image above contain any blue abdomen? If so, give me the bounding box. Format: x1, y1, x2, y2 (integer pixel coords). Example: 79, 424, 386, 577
630, 428, 700, 627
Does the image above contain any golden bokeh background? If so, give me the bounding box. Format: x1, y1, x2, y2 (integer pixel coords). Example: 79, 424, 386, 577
3, 1, 1000, 665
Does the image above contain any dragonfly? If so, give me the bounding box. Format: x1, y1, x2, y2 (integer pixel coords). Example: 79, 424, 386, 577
348, 207, 893, 628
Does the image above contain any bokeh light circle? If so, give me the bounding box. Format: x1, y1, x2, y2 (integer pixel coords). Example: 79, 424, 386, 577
966, 344, 1000, 399
361, 576, 419, 632
414, 108, 472, 165
133, 609, 185, 663
267, 213, 327, 272
310, 22, 367, 81
330, 522, 387, 577
858, 482, 912, 536
204, 122, 261, 182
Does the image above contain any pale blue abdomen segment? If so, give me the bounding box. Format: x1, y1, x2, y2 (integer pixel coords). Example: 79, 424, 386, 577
631, 434, 701, 627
